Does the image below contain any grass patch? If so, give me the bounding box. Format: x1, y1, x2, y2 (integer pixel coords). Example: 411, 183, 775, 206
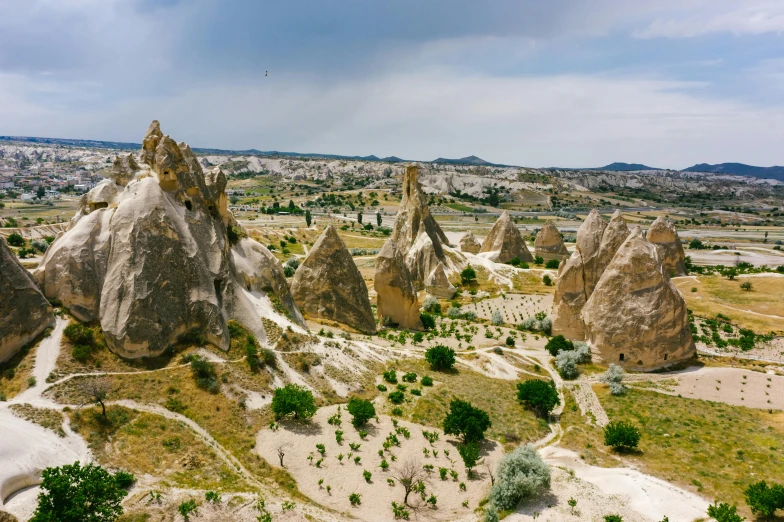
560, 385, 784, 517
8, 403, 65, 437
0, 327, 50, 400
674, 275, 784, 333
512, 272, 554, 295
444, 202, 475, 213
398, 360, 550, 450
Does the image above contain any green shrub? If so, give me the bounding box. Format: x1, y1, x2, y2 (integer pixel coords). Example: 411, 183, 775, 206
377, 384, 388, 392
425, 345, 455, 371
544, 335, 573, 357
347, 397, 376, 427
72, 344, 93, 363
383, 370, 398, 384
706, 502, 744, 522
349, 493, 361, 506
545, 259, 560, 269
271, 383, 317, 420
516, 379, 560, 417
113, 470, 135, 489
744, 480, 784, 517
189, 356, 219, 393
420, 313, 436, 330
489, 445, 550, 510
64, 323, 95, 346
604, 421, 641, 451
542, 275, 552, 286
402, 372, 417, 383
603, 516, 623, 522
460, 265, 477, 285
205, 491, 221, 504
7, 233, 25, 247
388, 391, 405, 404
443, 399, 491, 444
178, 499, 198, 521
421, 376, 433, 386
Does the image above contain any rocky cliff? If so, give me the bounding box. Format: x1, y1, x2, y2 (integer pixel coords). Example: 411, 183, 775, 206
647, 217, 687, 277
479, 211, 533, 263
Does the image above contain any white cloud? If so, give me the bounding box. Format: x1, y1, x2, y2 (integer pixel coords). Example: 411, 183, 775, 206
3, 68, 783, 169
635, 1, 784, 38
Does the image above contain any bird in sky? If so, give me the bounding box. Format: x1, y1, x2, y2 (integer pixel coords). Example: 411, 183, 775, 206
265, 71, 268, 76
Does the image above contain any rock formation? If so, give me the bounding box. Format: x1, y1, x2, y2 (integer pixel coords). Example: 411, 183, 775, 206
291, 225, 376, 334
34, 120, 297, 358
374, 239, 422, 329
647, 217, 687, 277
582, 227, 695, 370
459, 231, 481, 254
425, 262, 456, 299
534, 221, 568, 260
390, 165, 454, 289
0, 237, 55, 362
552, 209, 629, 340
479, 211, 533, 263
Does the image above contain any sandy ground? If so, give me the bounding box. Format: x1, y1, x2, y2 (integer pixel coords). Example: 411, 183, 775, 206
664, 366, 784, 409
255, 403, 504, 522
698, 337, 784, 364
520, 447, 710, 522
1, 318, 91, 518
689, 248, 784, 267
461, 294, 553, 325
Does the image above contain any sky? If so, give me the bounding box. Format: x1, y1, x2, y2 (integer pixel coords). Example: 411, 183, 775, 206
1, 0, 784, 169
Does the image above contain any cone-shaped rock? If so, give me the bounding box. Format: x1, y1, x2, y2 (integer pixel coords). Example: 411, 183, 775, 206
577, 210, 607, 294
232, 237, 305, 327
480, 212, 533, 263
647, 217, 687, 277
375, 239, 422, 329
425, 262, 456, 299
391, 165, 449, 255
551, 251, 588, 340
1, 237, 55, 362
34, 120, 272, 358
291, 225, 376, 334
459, 231, 481, 254
534, 221, 569, 260
582, 227, 695, 370
591, 210, 630, 295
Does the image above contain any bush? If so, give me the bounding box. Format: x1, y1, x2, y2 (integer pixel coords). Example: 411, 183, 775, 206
534, 255, 544, 265
383, 369, 398, 383
545, 259, 560, 269
349, 493, 362, 506
508, 257, 521, 267
603, 516, 623, 522
458, 441, 481, 472
113, 470, 135, 489
30, 462, 127, 522
707, 502, 744, 522
31, 239, 48, 253
271, 383, 317, 420
505, 336, 515, 347
555, 350, 579, 379
600, 364, 627, 395
420, 312, 436, 330
744, 481, 784, 517
516, 379, 560, 417
388, 391, 405, 404
460, 265, 477, 285
245, 335, 260, 371
425, 345, 455, 371
6, 233, 24, 247
347, 397, 376, 427
421, 376, 433, 386
542, 275, 552, 286
544, 335, 573, 357
422, 295, 441, 314
178, 499, 198, 520
72, 344, 93, 363
573, 341, 591, 363
189, 356, 219, 393
604, 421, 641, 451
491, 310, 503, 325
260, 348, 276, 367
443, 399, 491, 444
448, 306, 462, 319
283, 265, 295, 277
489, 444, 551, 510
64, 323, 95, 346
402, 372, 417, 383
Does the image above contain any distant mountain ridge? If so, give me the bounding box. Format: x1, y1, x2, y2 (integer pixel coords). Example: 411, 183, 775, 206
2, 134, 783, 181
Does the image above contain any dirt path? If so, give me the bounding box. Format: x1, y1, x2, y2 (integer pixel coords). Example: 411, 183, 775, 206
568, 381, 609, 427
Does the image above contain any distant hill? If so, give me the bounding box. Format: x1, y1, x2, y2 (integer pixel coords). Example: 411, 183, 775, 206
599, 162, 660, 171
682, 163, 784, 182
432, 155, 508, 167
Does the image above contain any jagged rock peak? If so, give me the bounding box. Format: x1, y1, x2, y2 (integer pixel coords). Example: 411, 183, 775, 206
591, 209, 630, 294
459, 231, 481, 254
1, 237, 55, 362
534, 221, 568, 259
647, 217, 687, 277
291, 225, 376, 334
375, 239, 422, 329
392, 164, 449, 255
479, 211, 533, 263
582, 226, 695, 370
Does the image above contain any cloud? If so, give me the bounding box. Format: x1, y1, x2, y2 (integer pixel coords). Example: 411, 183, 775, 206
635, 1, 784, 38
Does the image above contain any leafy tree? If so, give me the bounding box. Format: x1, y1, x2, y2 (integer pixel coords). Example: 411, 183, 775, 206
347, 397, 376, 427
544, 335, 573, 357
31, 462, 128, 522
272, 383, 317, 420
534, 255, 544, 265
376, 212, 382, 227
725, 267, 737, 280
489, 445, 551, 510
744, 481, 784, 517
245, 334, 260, 371
542, 274, 552, 286
305, 209, 312, 227
460, 265, 477, 285
457, 442, 481, 473
545, 259, 560, 269
37, 185, 46, 199
707, 502, 745, 522
604, 421, 641, 451
740, 281, 753, 291
7, 233, 25, 247
420, 312, 436, 330
425, 345, 455, 371
357, 211, 363, 224
443, 399, 491, 444
516, 379, 560, 417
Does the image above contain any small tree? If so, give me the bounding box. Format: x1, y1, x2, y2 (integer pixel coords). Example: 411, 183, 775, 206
460, 265, 477, 285
443, 399, 491, 444
744, 481, 784, 518
377, 212, 382, 227
489, 444, 551, 510
347, 397, 376, 427
458, 442, 480, 475
600, 364, 627, 395
31, 462, 127, 522
707, 502, 745, 522
305, 209, 312, 227
420, 312, 436, 330
358, 211, 363, 224
516, 379, 560, 417
80, 379, 111, 418
392, 459, 429, 506
275, 442, 291, 467
7, 233, 25, 247
544, 335, 573, 357
272, 383, 317, 421
604, 421, 641, 451
545, 259, 560, 269
425, 345, 455, 371
740, 281, 753, 291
